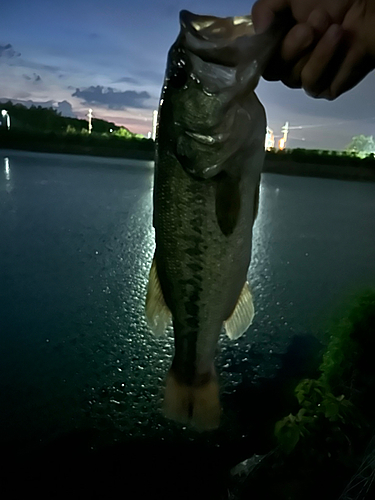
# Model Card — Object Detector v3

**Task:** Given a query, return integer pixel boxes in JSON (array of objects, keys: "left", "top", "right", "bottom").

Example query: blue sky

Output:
[{"left": 1, "top": 0, "right": 374, "bottom": 149}]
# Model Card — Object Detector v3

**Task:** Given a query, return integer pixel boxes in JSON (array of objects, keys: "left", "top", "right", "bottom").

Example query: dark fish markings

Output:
[{"left": 215, "top": 172, "right": 241, "bottom": 236}]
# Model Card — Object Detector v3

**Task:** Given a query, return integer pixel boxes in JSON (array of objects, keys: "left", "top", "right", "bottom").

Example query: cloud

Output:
[
  {"left": 72, "top": 85, "right": 151, "bottom": 110},
  {"left": 11, "top": 58, "right": 60, "bottom": 73},
  {"left": 24, "top": 61, "right": 60, "bottom": 73},
  {"left": 56, "top": 100, "right": 76, "bottom": 118},
  {"left": 136, "top": 68, "right": 164, "bottom": 84},
  {"left": 22, "top": 73, "right": 42, "bottom": 83},
  {"left": 14, "top": 92, "right": 31, "bottom": 99},
  {"left": 0, "top": 97, "right": 54, "bottom": 108},
  {"left": 115, "top": 76, "right": 139, "bottom": 85},
  {"left": 0, "top": 44, "right": 21, "bottom": 58}
]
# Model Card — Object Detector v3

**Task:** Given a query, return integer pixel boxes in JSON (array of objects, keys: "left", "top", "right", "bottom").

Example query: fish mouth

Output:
[
  {"left": 180, "top": 10, "right": 254, "bottom": 42},
  {"left": 185, "top": 130, "right": 230, "bottom": 145}
]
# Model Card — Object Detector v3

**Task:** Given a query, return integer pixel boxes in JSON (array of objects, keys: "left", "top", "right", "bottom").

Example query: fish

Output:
[{"left": 146, "top": 10, "right": 289, "bottom": 431}]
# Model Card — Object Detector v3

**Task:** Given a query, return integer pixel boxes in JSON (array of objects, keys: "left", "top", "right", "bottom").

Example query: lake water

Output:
[{"left": 1, "top": 149, "right": 375, "bottom": 496}]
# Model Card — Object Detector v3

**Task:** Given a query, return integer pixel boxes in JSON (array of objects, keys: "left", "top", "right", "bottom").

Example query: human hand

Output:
[{"left": 251, "top": 0, "right": 375, "bottom": 99}]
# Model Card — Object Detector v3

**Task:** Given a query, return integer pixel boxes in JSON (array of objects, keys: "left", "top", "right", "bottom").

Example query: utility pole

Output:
[{"left": 87, "top": 108, "right": 93, "bottom": 134}]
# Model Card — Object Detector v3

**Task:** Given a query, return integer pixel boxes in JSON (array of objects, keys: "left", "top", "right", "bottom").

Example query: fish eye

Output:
[{"left": 169, "top": 65, "right": 188, "bottom": 89}]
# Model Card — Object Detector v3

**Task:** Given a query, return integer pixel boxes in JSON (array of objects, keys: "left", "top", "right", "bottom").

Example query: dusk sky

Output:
[{"left": 1, "top": 0, "right": 375, "bottom": 149}]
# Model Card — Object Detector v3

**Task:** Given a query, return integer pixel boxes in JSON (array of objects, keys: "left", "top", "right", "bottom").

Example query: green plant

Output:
[
  {"left": 346, "top": 135, "right": 375, "bottom": 157},
  {"left": 275, "top": 290, "right": 375, "bottom": 455},
  {"left": 66, "top": 125, "right": 77, "bottom": 134},
  {"left": 114, "top": 127, "right": 133, "bottom": 138}
]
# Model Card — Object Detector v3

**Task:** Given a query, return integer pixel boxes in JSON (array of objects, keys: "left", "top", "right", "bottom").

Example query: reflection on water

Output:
[
  {"left": 1, "top": 150, "right": 375, "bottom": 457},
  {"left": 3, "top": 156, "right": 12, "bottom": 193},
  {"left": 4, "top": 157, "right": 10, "bottom": 181}
]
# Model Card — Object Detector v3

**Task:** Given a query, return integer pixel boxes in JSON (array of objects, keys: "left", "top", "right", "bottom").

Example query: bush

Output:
[{"left": 275, "top": 290, "right": 375, "bottom": 456}]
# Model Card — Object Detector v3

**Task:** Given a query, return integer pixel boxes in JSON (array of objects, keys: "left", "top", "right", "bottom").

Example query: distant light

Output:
[
  {"left": 1, "top": 110, "right": 10, "bottom": 130},
  {"left": 279, "top": 138, "right": 285, "bottom": 150},
  {"left": 109, "top": 128, "right": 113, "bottom": 133},
  {"left": 147, "top": 131, "right": 152, "bottom": 139},
  {"left": 265, "top": 126, "right": 274, "bottom": 150}
]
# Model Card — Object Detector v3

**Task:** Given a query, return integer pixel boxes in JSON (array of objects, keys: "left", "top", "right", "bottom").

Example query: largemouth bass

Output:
[{"left": 146, "top": 10, "right": 287, "bottom": 430}]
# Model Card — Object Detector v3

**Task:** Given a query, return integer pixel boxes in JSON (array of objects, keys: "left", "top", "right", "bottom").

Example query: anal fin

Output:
[
  {"left": 224, "top": 281, "right": 254, "bottom": 340},
  {"left": 145, "top": 256, "right": 171, "bottom": 336}
]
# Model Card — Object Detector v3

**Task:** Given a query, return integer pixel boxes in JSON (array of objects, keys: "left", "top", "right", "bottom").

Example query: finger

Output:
[
  {"left": 281, "top": 23, "right": 315, "bottom": 61},
  {"left": 328, "top": 44, "right": 374, "bottom": 99},
  {"left": 261, "top": 22, "right": 314, "bottom": 81},
  {"left": 251, "top": 0, "right": 290, "bottom": 33},
  {"left": 300, "top": 24, "right": 344, "bottom": 96},
  {"left": 281, "top": 54, "right": 310, "bottom": 88},
  {"left": 306, "top": 8, "right": 332, "bottom": 34},
  {"left": 279, "top": 14, "right": 332, "bottom": 89}
]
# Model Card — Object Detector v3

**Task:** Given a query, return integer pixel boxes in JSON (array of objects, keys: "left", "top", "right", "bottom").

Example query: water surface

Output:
[{"left": 1, "top": 149, "right": 374, "bottom": 461}]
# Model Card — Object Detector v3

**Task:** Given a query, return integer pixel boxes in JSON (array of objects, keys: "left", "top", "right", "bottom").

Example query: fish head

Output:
[{"left": 158, "top": 10, "right": 275, "bottom": 179}]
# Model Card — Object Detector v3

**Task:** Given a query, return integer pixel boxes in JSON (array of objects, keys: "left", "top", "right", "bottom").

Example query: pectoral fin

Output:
[
  {"left": 145, "top": 257, "right": 171, "bottom": 336},
  {"left": 224, "top": 281, "right": 254, "bottom": 339}
]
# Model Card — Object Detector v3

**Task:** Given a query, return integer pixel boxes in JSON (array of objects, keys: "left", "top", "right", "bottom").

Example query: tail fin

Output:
[{"left": 162, "top": 368, "right": 221, "bottom": 431}]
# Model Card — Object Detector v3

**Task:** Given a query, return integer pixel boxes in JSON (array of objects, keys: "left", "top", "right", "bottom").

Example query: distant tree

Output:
[
  {"left": 114, "top": 127, "right": 133, "bottom": 139},
  {"left": 66, "top": 125, "right": 77, "bottom": 134},
  {"left": 92, "top": 118, "right": 119, "bottom": 134},
  {"left": 1, "top": 102, "right": 131, "bottom": 136},
  {"left": 346, "top": 135, "right": 375, "bottom": 156}
]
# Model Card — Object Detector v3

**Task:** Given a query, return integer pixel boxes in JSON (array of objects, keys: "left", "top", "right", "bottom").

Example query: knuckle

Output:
[
  {"left": 307, "top": 8, "right": 331, "bottom": 33},
  {"left": 281, "top": 25, "right": 314, "bottom": 61}
]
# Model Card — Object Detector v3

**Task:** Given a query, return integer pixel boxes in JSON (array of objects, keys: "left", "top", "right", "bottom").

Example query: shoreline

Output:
[
  {"left": 1, "top": 145, "right": 375, "bottom": 182},
  {"left": 0, "top": 143, "right": 155, "bottom": 161},
  {"left": 263, "top": 158, "right": 375, "bottom": 182}
]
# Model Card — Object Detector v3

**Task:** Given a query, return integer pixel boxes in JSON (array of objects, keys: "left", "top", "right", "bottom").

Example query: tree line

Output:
[{"left": 0, "top": 101, "right": 135, "bottom": 137}]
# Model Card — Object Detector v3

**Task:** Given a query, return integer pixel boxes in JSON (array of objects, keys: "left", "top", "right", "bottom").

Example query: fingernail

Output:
[{"left": 307, "top": 9, "right": 330, "bottom": 34}]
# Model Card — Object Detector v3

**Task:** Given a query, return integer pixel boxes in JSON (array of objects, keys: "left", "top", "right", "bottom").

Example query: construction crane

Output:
[
  {"left": 279, "top": 121, "right": 289, "bottom": 150},
  {"left": 87, "top": 108, "right": 93, "bottom": 134}
]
